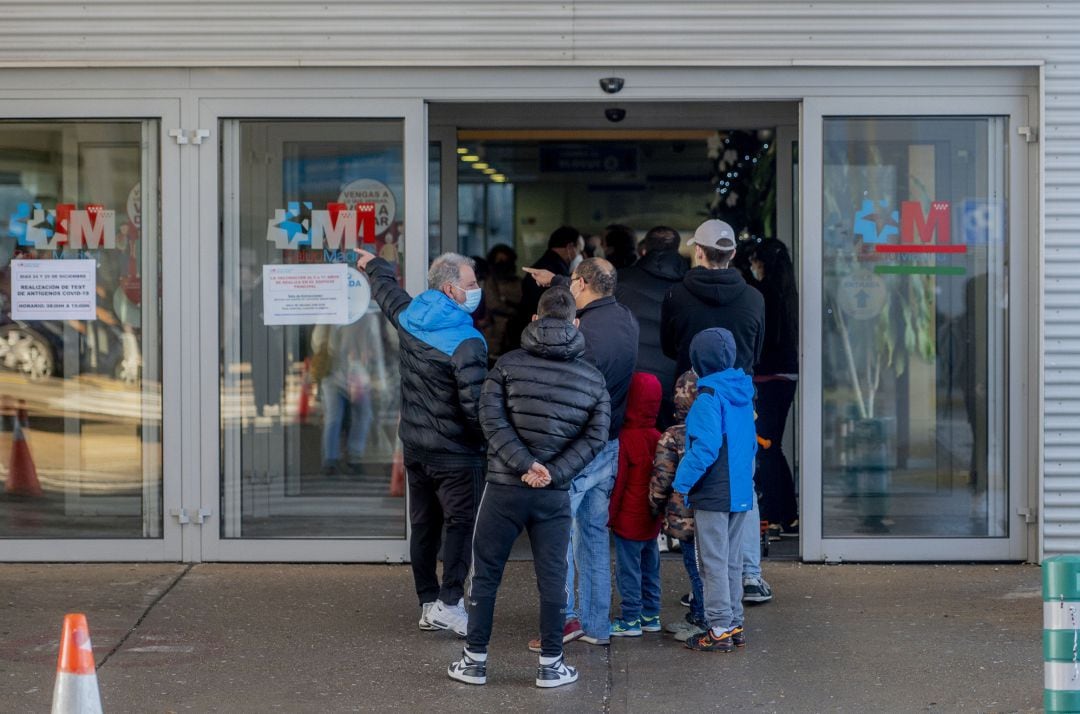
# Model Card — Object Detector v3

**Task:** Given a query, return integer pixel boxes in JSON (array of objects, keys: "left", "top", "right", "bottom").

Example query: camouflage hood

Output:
[{"left": 672, "top": 369, "right": 698, "bottom": 424}]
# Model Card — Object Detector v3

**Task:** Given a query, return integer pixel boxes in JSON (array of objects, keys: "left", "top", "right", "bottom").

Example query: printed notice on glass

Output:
[
  {"left": 11, "top": 259, "right": 97, "bottom": 321},
  {"left": 263, "top": 263, "right": 348, "bottom": 325}
]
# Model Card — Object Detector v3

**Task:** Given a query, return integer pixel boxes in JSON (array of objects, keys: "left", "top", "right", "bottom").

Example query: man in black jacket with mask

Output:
[
  {"left": 448, "top": 286, "right": 610, "bottom": 689},
  {"left": 615, "top": 225, "right": 688, "bottom": 430},
  {"left": 357, "top": 249, "right": 487, "bottom": 637}
]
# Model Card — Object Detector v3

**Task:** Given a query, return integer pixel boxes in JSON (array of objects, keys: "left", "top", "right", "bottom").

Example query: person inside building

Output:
[
  {"left": 660, "top": 219, "right": 773, "bottom": 605},
  {"left": 482, "top": 244, "right": 522, "bottom": 364},
  {"left": 448, "top": 286, "right": 610, "bottom": 689},
  {"left": 310, "top": 315, "right": 381, "bottom": 478},
  {"left": 614, "top": 225, "right": 689, "bottom": 430},
  {"left": 356, "top": 249, "right": 487, "bottom": 637},
  {"left": 603, "top": 223, "right": 638, "bottom": 270},
  {"left": 523, "top": 258, "right": 639, "bottom": 647},
  {"left": 505, "top": 226, "right": 580, "bottom": 352},
  {"left": 747, "top": 238, "right": 800, "bottom": 537}
]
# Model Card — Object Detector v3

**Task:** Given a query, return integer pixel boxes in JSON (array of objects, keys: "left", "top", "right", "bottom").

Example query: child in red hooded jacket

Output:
[{"left": 608, "top": 372, "right": 664, "bottom": 637}]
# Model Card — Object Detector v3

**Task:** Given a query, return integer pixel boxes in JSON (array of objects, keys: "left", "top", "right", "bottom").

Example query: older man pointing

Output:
[{"left": 358, "top": 249, "right": 488, "bottom": 637}]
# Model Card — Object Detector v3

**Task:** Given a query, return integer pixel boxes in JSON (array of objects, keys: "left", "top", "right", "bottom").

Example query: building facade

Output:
[{"left": 0, "top": 2, "right": 1075, "bottom": 563}]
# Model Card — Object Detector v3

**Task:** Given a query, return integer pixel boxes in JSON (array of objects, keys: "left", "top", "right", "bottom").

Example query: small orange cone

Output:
[
  {"left": 50, "top": 613, "right": 103, "bottom": 714},
  {"left": 297, "top": 358, "right": 312, "bottom": 424},
  {"left": 389, "top": 448, "right": 405, "bottom": 497},
  {"left": 5, "top": 408, "right": 42, "bottom": 498}
]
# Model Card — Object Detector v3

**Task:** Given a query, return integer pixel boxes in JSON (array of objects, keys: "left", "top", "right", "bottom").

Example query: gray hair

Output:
[{"left": 428, "top": 252, "right": 475, "bottom": 290}]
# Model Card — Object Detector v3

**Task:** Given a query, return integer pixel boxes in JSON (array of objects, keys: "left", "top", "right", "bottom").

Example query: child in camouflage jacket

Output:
[{"left": 648, "top": 370, "right": 706, "bottom": 640}]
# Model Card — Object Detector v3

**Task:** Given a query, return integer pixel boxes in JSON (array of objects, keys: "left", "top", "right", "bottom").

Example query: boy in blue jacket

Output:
[{"left": 673, "top": 327, "right": 757, "bottom": 652}]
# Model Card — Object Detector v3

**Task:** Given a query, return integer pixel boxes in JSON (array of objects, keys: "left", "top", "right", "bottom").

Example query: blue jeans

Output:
[
  {"left": 565, "top": 438, "right": 619, "bottom": 639},
  {"left": 613, "top": 534, "right": 661, "bottom": 623},
  {"left": 740, "top": 490, "right": 762, "bottom": 580},
  {"left": 680, "top": 537, "right": 706, "bottom": 624},
  {"left": 321, "top": 380, "right": 373, "bottom": 465}
]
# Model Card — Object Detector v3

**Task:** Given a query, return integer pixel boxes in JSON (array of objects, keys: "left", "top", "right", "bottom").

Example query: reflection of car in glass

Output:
[
  {"left": 0, "top": 322, "right": 54, "bottom": 379},
  {"left": 0, "top": 300, "right": 141, "bottom": 383}
]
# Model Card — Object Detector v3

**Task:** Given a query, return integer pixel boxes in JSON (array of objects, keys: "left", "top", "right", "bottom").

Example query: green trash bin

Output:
[{"left": 1045, "top": 555, "right": 1080, "bottom": 712}]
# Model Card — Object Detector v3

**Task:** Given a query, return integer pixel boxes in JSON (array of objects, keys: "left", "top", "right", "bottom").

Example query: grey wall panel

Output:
[
  {"left": 0, "top": 1, "right": 1075, "bottom": 66},
  {"left": 1044, "top": 59, "right": 1080, "bottom": 554}
]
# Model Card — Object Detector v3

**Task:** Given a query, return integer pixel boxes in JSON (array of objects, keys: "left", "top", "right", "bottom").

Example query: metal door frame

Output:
[
  {"left": 800, "top": 94, "right": 1033, "bottom": 561},
  {"left": 196, "top": 97, "right": 425, "bottom": 562},
  {"left": 0, "top": 98, "right": 183, "bottom": 561}
]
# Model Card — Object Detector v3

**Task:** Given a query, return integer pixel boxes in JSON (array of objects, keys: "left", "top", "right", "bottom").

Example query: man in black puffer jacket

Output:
[
  {"left": 615, "top": 226, "right": 688, "bottom": 430},
  {"left": 358, "top": 249, "right": 487, "bottom": 637},
  {"left": 448, "top": 287, "right": 609, "bottom": 689}
]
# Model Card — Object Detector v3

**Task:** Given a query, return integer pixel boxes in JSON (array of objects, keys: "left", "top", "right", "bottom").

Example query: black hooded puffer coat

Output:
[{"left": 480, "top": 318, "right": 611, "bottom": 489}]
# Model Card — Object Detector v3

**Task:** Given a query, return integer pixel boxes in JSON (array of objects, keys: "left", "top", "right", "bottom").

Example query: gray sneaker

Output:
[
  {"left": 669, "top": 614, "right": 707, "bottom": 642},
  {"left": 742, "top": 577, "right": 773, "bottom": 604}
]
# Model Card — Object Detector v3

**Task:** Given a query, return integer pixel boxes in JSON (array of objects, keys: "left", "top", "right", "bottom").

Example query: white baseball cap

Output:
[{"left": 688, "top": 219, "right": 737, "bottom": 250}]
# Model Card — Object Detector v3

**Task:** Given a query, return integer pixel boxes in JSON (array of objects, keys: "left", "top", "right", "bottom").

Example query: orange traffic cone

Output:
[
  {"left": 389, "top": 448, "right": 405, "bottom": 497},
  {"left": 297, "top": 358, "right": 312, "bottom": 424},
  {"left": 50, "top": 613, "right": 103, "bottom": 714},
  {"left": 5, "top": 409, "right": 42, "bottom": 498}
]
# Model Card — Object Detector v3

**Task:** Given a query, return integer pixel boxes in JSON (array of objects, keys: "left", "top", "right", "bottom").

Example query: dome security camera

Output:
[
  {"left": 599, "top": 77, "right": 625, "bottom": 94},
  {"left": 605, "top": 108, "right": 627, "bottom": 123}
]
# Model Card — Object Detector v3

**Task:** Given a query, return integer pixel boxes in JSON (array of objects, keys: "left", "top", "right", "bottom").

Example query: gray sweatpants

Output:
[{"left": 695, "top": 509, "right": 749, "bottom": 631}]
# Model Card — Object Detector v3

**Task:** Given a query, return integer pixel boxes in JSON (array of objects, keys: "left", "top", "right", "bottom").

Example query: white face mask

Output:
[
  {"left": 451, "top": 284, "right": 483, "bottom": 313},
  {"left": 569, "top": 253, "right": 584, "bottom": 272},
  {"left": 751, "top": 266, "right": 764, "bottom": 282}
]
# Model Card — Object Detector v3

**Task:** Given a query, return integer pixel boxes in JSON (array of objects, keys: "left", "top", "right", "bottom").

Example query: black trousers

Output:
[
  {"left": 466, "top": 483, "right": 571, "bottom": 658},
  {"left": 406, "top": 460, "right": 483, "bottom": 606},
  {"left": 754, "top": 379, "right": 799, "bottom": 525}
]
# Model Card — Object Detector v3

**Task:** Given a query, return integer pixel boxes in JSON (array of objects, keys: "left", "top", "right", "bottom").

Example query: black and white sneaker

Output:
[
  {"left": 535, "top": 655, "right": 578, "bottom": 688},
  {"left": 447, "top": 649, "right": 487, "bottom": 685}
]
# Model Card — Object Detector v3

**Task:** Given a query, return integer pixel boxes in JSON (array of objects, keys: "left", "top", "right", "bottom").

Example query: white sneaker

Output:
[
  {"left": 536, "top": 656, "right": 578, "bottom": 688},
  {"left": 428, "top": 598, "right": 468, "bottom": 637},
  {"left": 419, "top": 602, "right": 439, "bottom": 631}
]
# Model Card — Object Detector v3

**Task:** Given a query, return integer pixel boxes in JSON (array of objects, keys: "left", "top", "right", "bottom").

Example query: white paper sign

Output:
[
  {"left": 11, "top": 259, "right": 97, "bottom": 321},
  {"left": 263, "top": 263, "right": 348, "bottom": 325}
]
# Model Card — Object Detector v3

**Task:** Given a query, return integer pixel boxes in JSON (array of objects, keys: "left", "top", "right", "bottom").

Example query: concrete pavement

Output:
[{"left": 0, "top": 559, "right": 1041, "bottom": 712}]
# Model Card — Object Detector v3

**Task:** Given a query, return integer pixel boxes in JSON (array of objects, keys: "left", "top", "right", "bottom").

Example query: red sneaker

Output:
[{"left": 528, "top": 618, "right": 584, "bottom": 652}]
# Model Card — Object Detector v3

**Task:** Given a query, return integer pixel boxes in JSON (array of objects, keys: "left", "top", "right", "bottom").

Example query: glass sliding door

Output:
[
  {"left": 0, "top": 100, "right": 181, "bottom": 560},
  {"left": 199, "top": 99, "right": 424, "bottom": 561},
  {"left": 802, "top": 97, "right": 1030, "bottom": 561}
]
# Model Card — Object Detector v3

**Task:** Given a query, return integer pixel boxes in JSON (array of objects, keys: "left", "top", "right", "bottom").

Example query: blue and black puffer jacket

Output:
[
  {"left": 672, "top": 328, "right": 757, "bottom": 512},
  {"left": 365, "top": 257, "right": 488, "bottom": 468}
]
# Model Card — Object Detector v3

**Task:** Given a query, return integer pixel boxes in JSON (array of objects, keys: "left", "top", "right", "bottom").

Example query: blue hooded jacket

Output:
[
  {"left": 364, "top": 257, "right": 488, "bottom": 467},
  {"left": 672, "top": 328, "right": 757, "bottom": 512}
]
